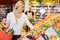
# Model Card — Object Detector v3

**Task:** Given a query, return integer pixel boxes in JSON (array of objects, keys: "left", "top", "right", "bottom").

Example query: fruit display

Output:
[
  {"left": 50, "top": 34, "right": 57, "bottom": 40},
  {"left": 53, "top": 18, "right": 60, "bottom": 37},
  {"left": 43, "top": 13, "right": 56, "bottom": 26},
  {"left": 34, "top": 13, "right": 60, "bottom": 31},
  {"left": 28, "top": 13, "right": 60, "bottom": 39},
  {"left": 0, "top": 23, "right": 6, "bottom": 32},
  {"left": 53, "top": 18, "right": 60, "bottom": 31},
  {"left": 20, "top": 13, "right": 60, "bottom": 40},
  {"left": 34, "top": 20, "right": 43, "bottom": 31},
  {"left": 39, "top": 24, "right": 48, "bottom": 31},
  {"left": 20, "top": 28, "right": 26, "bottom": 36}
]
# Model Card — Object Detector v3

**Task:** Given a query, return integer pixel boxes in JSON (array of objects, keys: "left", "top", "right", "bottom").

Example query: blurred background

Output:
[{"left": 0, "top": 0, "right": 60, "bottom": 22}]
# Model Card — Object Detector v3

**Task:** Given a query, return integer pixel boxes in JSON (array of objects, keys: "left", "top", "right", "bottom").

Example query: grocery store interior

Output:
[{"left": 0, "top": 0, "right": 60, "bottom": 40}]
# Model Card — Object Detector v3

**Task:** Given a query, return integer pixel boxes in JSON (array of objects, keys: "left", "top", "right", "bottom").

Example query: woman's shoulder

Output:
[
  {"left": 7, "top": 12, "right": 14, "bottom": 16},
  {"left": 22, "top": 13, "right": 27, "bottom": 16}
]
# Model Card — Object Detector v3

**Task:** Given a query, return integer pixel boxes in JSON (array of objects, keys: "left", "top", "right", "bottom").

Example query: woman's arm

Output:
[{"left": 24, "top": 14, "right": 34, "bottom": 30}]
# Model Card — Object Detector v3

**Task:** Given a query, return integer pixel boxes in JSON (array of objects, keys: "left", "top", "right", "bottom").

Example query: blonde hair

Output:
[{"left": 13, "top": 0, "right": 25, "bottom": 12}]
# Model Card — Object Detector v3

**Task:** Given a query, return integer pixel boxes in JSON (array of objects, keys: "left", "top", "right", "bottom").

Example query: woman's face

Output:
[{"left": 16, "top": 4, "right": 25, "bottom": 13}]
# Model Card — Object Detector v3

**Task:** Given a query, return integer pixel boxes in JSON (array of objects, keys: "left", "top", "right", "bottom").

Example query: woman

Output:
[{"left": 6, "top": 1, "right": 35, "bottom": 40}]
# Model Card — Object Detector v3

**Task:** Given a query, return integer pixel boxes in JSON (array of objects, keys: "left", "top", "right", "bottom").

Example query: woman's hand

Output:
[
  {"left": 33, "top": 29, "right": 38, "bottom": 32},
  {"left": 33, "top": 28, "right": 45, "bottom": 35},
  {"left": 33, "top": 29, "right": 45, "bottom": 36}
]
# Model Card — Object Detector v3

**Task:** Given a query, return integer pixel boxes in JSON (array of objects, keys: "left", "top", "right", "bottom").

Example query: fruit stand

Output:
[
  {"left": 0, "top": 0, "right": 60, "bottom": 40},
  {"left": 20, "top": 13, "right": 60, "bottom": 40}
]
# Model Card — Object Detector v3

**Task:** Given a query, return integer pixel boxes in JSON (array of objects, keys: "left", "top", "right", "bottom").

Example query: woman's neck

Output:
[{"left": 14, "top": 11, "right": 22, "bottom": 18}]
